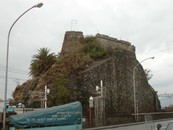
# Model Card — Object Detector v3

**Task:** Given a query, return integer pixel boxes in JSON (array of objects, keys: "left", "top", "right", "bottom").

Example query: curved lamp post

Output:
[
  {"left": 3, "top": 3, "right": 43, "bottom": 129},
  {"left": 133, "top": 56, "right": 154, "bottom": 122}
]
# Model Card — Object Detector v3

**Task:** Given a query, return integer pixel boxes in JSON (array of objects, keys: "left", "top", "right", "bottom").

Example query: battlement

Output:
[
  {"left": 61, "top": 31, "right": 84, "bottom": 53},
  {"left": 65, "top": 31, "right": 84, "bottom": 38},
  {"left": 96, "top": 33, "right": 135, "bottom": 52},
  {"left": 61, "top": 31, "right": 135, "bottom": 53}
]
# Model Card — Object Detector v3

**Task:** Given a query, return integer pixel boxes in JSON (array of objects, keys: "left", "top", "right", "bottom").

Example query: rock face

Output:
[{"left": 62, "top": 31, "right": 160, "bottom": 126}]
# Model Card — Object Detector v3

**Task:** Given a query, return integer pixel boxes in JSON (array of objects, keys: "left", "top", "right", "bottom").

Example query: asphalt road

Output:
[
  {"left": 104, "top": 120, "right": 169, "bottom": 130},
  {"left": 85, "top": 119, "right": 173, "bottom": 130}
]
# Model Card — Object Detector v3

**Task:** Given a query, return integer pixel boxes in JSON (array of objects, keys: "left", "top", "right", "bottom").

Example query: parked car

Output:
[{"left": 16, "top": 103, "right": 25, "bottom": 108}]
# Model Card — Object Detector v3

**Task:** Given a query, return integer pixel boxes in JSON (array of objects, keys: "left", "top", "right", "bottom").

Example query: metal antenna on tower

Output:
[{"left": 71, "top": 20, "right": 78, "bottom": 31}]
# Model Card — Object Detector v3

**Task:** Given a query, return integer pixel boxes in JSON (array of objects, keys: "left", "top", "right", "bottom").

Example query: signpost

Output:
[{"left": 89, "top": 96, "right": 93, "bottom": 128}]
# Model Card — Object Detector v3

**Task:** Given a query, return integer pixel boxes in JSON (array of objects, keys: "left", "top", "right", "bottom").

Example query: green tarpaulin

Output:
[{"left": 9, "top": 101, "right": 82, "bottom": 127}]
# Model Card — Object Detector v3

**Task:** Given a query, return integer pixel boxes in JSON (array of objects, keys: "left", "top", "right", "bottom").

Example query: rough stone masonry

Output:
[{"left": 62, "top": 31, "right": 160, "bottom": 126}]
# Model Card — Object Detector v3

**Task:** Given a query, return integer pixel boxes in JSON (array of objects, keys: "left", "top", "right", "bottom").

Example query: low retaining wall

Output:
[{"left": 83, "top": 112, "right": 173, "bottom": 128}]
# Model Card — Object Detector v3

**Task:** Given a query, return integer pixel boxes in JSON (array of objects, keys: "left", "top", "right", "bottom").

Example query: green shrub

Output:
[{"left": 83, "top": 36, "right": 107, "bottom": 59}]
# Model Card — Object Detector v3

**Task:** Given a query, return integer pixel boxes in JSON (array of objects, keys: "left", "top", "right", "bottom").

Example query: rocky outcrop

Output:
[
  {"left": 12, "top": 31, "right": 160, "bottom": 127},
  {"left": 62, "top": 31, "right": 160, "bottom": 126}
]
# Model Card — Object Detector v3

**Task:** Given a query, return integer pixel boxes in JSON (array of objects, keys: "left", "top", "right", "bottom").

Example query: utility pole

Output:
[{"left": 44, "top": 86, "right": 50, "bottom": 109}]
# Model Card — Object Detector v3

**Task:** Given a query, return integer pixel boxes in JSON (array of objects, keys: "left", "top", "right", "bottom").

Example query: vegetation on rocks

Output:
[{"left": 13, "top": 36, "right": 108, "bottom": 107}]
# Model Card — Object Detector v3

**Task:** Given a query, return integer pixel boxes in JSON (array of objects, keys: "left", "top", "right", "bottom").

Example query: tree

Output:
[
  {"left": 29, "top": 48, "right": 57, "bottom": 77},
  {"left": 145, "top": 69, "right": 153, "bottom": 81}
]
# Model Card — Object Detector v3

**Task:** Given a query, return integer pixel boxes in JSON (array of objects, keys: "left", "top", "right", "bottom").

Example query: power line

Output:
[
  {"left": 0, "top": 83, "right": 17, "bottom": 86},
  {"left": 0, "top": 67, "right": 28, "bottom": 75},
  {"left": 0, "top": 89, "right": 14, "bottom": 92},
  {"left": 0, "top": 64, "right": 28, "bottom": 74},
  {"left": 0, "top": 68, "right": 28, "bottom": 75},
  {"left": 0, "top": 76, "right": 27, "bottom": 81},
  {"left": 0, "top": 87, "right": 15, "bottom": 93}
]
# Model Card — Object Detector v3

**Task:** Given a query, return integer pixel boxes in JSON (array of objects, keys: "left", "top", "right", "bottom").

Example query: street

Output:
[{"left": 85, "top": 119, "right": 173, "bottom": 130}]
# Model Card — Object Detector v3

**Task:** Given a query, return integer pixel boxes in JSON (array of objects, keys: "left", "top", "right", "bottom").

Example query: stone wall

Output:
[
  {"left": 61, "top": 31, "right": 84, "bottom": 53},
  {"left": 96, "top": 33, "right": 135, "bottom": 52},
  {"left": 62, "top": 31, "right": 135, "bottom": 53},
  {"left": 61, "top": 31, "right": 160, "bottom": 126},
  {"left": 80, "top": 50, "right": 160, "bottom": 126}
]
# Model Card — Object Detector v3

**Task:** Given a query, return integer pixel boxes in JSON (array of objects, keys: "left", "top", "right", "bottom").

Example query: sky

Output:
[{"left": 0, "top": 0, "right": 173, "bottom": 107}]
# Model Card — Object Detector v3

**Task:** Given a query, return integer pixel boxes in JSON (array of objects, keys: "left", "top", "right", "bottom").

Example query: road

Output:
[{"left": 85, "top": 119, "right": 173, "bottom": 130}]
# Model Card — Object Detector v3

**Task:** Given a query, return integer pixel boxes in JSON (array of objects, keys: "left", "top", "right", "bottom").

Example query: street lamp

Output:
[
  {"left": 133, "top": 56, "right": 154, "bottom": 122},
  {"left": 3, "top": 3, "right": 43, "bottom": 130}
]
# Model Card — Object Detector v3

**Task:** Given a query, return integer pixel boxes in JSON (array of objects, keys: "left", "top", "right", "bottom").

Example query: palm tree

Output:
[{"left": 29, "top": 48, "right": 57, "bottom": 77}]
